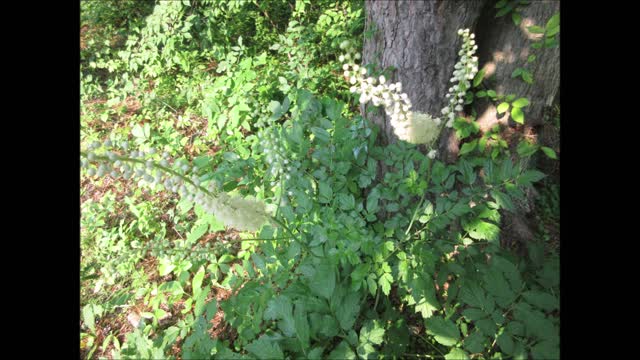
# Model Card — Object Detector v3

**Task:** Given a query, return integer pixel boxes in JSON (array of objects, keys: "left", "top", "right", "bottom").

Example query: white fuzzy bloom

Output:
[
  {"left": 379, "top": 75, "right": 386, "bottom": 84},
  {"left": 339, "top": 55, "right": 345, "bottom": 62},
  {"left": 455, "top": 105, "right": 463, "bottom": 111},
  {"left": 428, "top": 150, "right": 437, "bottom": 159},
  {"left": 343, "top": 64, "right": 349, "bottom": 71},
  {"left": 392, "top": 112, "right": 442, "bottom": 145}
]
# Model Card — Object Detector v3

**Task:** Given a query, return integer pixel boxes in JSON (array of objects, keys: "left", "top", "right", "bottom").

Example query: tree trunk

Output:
[{"left": 362, "top": 0, "right": 560, "bottom": 248}]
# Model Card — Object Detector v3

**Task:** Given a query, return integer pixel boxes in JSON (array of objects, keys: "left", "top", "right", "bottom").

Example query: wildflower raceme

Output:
[
  {"left": 339, "top": 29, "right": 479, "bottom": 156},
  {"left": 81, "top": 140, "right": 270, "bottom": 232}
]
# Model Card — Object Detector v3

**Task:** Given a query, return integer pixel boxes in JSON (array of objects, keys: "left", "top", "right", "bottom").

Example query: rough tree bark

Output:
[{"left": 362, "top": 0, "right": 560, "bottom": 248}]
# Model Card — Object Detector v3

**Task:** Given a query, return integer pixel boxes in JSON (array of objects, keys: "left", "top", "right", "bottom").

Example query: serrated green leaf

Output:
[
  {"left": 319, "top": 181, "right": 332, "bottom": 204},
  {"left": 512, "top": 98, "right": 530, "bottom": 108},
  {"left": 192, "top": 267, "right": 205, "bottom": 297},
  {"left": 459, "top": 140, "right": 477, "bottom": 156},
  {"left": 309, "top": 264, "right": 335, "bottom": 299},
  {"left": 294, "top": 302, "right": 310, "bottom": 349},
  {"left": 527, "top": 54, "right": 537, "bottom": 63},
  {"left": 464, "top": 220, "right": 500, "bottom": 242},
  {"left": 517, "top": 170, "right": 546, "bottom": 186},
  {"left": 187, "top": 224, "right": 209, "bottom": 244},
  {"left": 522, "top": 291, "right": 558, "bottom": 311},
  {"left": 497, "top": 102, "right": 509, "bottom": 114},
  {"left": 311, "top": 126, "right": 330, "bottom": 144},
  {"left": 445, "top": 347, "right": 469, "bottom": 360},
  {"left": 475, "top": 318, "right": 497, "bottom": 337},
  {"left": 463, "top": 331, "right": 486, "bottom": 353},
  {"left": 491, "top": 190, "right": 514, "bottom": 211},
  {"left": 462, "top": 308, "right": 488, "bottom": 321},
  {"left": 379, "top": 272, "right": 393, "bottom": 296},
  {"left": 328, "top": 340, "right": 356, "bottom": 359},
  {"left": 360, "top": 320, "right": 385, "bottom": 345},
  {"left": 336, "top": 291, "right": 360, "bottom": 331},
  {"left": 497, "top": 331, "right": 515, "bottom": 355},
  {"left": 308, "top": 347, "right": 325, "bottom": 359},
  {"left": 367, "top": 274, "right": 378, "bottom": 296},
  {"left": 531, "top": 339, "right": 559, "bottom": 360},
  {"left": 511, "top": 107, "right": 524, "bottom": 124},
  {"left": 246, "top": 336, "right": 284, "bottom": 360},
  {"left": 426, "top": 316, "right": 460, "bottom": 346}
]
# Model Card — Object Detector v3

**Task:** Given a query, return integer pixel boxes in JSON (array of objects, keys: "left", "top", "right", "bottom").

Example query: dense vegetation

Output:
[{"left": 80, "top": 1, "right": 559, "bottom": 359}]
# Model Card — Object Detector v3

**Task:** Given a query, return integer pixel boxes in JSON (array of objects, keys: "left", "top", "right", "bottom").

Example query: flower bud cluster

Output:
[
  {"left": 441, "top": 29, "right": 479, "bottom": 127},
  {"left": 81, "top": 140, "right": 269, "bottom": 231}
]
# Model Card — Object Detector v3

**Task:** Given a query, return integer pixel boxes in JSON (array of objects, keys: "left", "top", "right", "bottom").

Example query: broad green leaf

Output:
[
  {"left": 473, "top": 69, "right": 486, "bottom": 88},
  {"left": 491, "top": 190, "right": 514, "bottom": 211},
  {"left": 517, "top": 170, "right": 546, "bottom": 186},
  {"left": 251, "top": 253, "right": 266, "bottom": 272},
  {"left": 307, "top": 347, "right": 325, "bottom": 359},
  {"left": 425, "top": 316, "right": 460, "bottom": 346},
  {"left": 522, "top": 291, "right": 558, "bottom": 311},
  {"left": 464, "top": 220, "right": 500, "bottom": 242},
  {"left": 516, "top": 140, "right": 538, "bottom": 157},
  {"left": 497, "top": 331, "right": 515, "bottom": 355},
  {"left": 360, "top": 320, "right": 385, "bottom": 345},
  {"left": 487, "top": 90, "right": 497, "bottom": 98},
  {"left": 527, "top": 54, "right": 537, "bottom": 63},
  {"left": 309, "top": 264, "right": 335, "bottom": 299},
  {"left": 546, "top": 25, "right": 560, "bottom": 37},
  {"left": 462, "top": 308, "right": 488, "bottom": 321},
  {"left": 459, "top": 140, "right": 477, "bottom": 156},
  {"left": 512, "top": 98, "right": 530, "bottom": 108},
  {"left": 319, "top": 181, "right": 333, "bottom": 204},
  {"left": 445, "top": 347, "right": 469, "bottom": 360},
  {"left": 531, "top": 339, "right": 559, "bottom": 360},
  {"left": 495, "top": 0, "right": 508, "bottom": 8},
  {"left": 311, "top": 127, "right": 330, "bottom": 144},
  {"left": 192, "top": 267, "right": 205, "bottom": 297},
  {"left": 512, "top": 12, "right": 522, "bottom": 26},
  {"left": 475, "top": 318, "right": 497, "bottom": 337},
  {"left": 366, "top": 274, "right": 378, "bottom": 296},
  {"left": 246, "top": 336, "right": 284, "bottom": 360},
  {"left": 511, "top": 107, "right": 524, "bottom": 124},
  {"left": 82, "top": 304, "right": 96, "bottom": 333},
  {"left": 336, "top": 291, "right": 360, "bottom": 331},
  {"left": 541, "top": 146, "right": 558, "bottom": 159},
  {"left": 463, "top": 331, "right": 486, "bottom": 353},
  {"left": 497, "top": 102, "right": 509, "bottom": 114},
  {"left": 187, "top": 224, "right": 208, "bottom": 245},
  {"left": 379, "top": 273, "right": 393, "bottom": 296},
  {"left": 527, "top": 25, "right": 545, "bottom": 34},
  {"left": 294, "top": 302, "right": 310, "bottom": 349},
  {"left": 546, "top": 13, "right": 560, "bottom": 31},
  {"left": 328, "top": 340, "right": 356, "bottom": 359}
]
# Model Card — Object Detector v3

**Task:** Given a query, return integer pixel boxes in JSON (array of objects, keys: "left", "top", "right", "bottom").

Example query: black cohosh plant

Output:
[{"left": 82, "top": 17, "right": 558, "bottom": 358}]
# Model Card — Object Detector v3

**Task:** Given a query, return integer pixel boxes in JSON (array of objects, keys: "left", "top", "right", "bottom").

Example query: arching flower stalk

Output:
[
  {"left": 338, "top": 29, "right": 479, "bottom": 159},
  {"left": 81, "top": 140, "right": 271, "bottom": 232}
]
